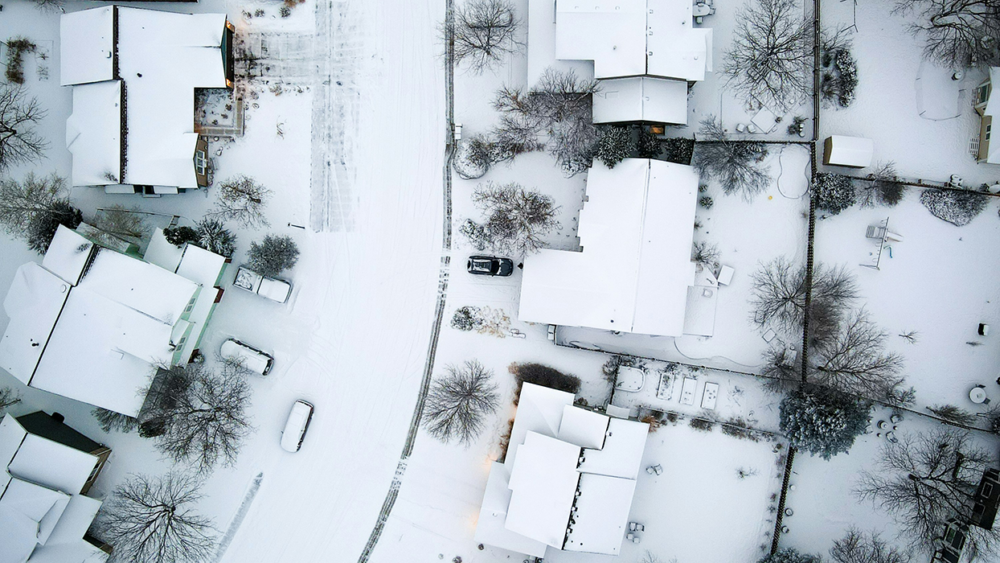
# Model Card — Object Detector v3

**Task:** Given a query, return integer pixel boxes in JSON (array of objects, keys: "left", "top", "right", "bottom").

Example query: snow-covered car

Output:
[
  {"left": 221, "top": 338, "right": 274, "bottom": 375},
  {"left": 280, "top": 400, "right": 314, "bottom": 453},
  {"left": 233, "top": 266, "right": 292, "bottom": 303},
  {"left": 467, "top": 255, "right": 514, "bottom": 276}
]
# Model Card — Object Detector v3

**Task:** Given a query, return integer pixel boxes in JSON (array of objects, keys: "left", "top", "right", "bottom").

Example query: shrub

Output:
[
  {"left": 510, "top": 362, "right": 581, "bottom": 396},
  {"left": 637, "top": 128, "right": 662, "bottom": 158},
  {"left": 691, "top": 241, "right": 720, "bottom": 271},
  {"left": 163, "top": 226, "right": 200, "bottom": 248},
  {"left": 5, "top": 37, "right": 36, "bottom": 85},
  {"left": 699, "top": 196, "right": 714, "bottom": 209},
  {"left": 448, "top": 305, "right": 510, "bottom": 337},
  {"left": 595, "top": 125, "right": 635, "bottom": 169},
  {"left": 780, "top": 385, "right": 872, "bottom": 460},
  {"left": 459, "top": 218, "right": 491, "bottom": 251},
  {"left": 601, "top": 354, "right": 641, "bottom": 384},
  {"left": 247, "top": 234, "right": 299, "bottom": 276},
  {"left": 920, "top": 187, "right": 989, "bottom": 226},
  {"left": 813, "top": 173, "right": 856, "bottom": 214},
  {"left": 689, "top": 417, "right": 716, "bottom": 432},
  {"left": 758, "top": 547, "right": 822, "bottom": 563},
  {"left": 662, "top": 137, "right": 695, "bottom": 165}
]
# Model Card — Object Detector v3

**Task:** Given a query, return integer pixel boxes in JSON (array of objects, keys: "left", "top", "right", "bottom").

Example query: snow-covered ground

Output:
[
  {"left": 814, "top": 190, "right": 1000, "bottom": 414},
  {"left": 819, "top": 0, "right": 1000, "bottom": 186}
]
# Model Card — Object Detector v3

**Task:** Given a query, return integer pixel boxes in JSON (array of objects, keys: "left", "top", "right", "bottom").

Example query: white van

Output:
[
  {"left": 280, "top": 400, "right": 314, "bottom": 453},
  {"left": 221, "top": 339, "right": 274, "bottom": 375}
]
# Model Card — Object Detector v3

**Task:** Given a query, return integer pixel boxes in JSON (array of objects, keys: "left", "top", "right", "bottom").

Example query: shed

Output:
[
  {"left": 824, "top": 135, "right": 874, "bottom": 168},
  {"left": 971, "top": 468, "right": 1000, "bottom": 530}
]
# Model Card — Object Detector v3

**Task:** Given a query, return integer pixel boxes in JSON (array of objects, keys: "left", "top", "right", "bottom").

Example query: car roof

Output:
[
  {"left": 259, "top": 277, "right": 291, "bottom": 302},
  {"left": 280, "top": 401, "right": 312, "bottom": 452},
  {"left": 221, "top": 339, "right": 271, "bottom": 374}
]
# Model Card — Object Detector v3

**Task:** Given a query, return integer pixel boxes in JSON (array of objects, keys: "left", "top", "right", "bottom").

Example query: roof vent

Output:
[{"left": 50, "top": 412, "right": 65, "bottom": 424}]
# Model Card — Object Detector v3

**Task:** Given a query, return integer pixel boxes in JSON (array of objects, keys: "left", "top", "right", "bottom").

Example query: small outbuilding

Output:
[
  {"left": 823, "top": 135, "right": 874, "bottom": 168},
  {"left": 970, "top": 468, "right": 1000, "bottom": 530}
]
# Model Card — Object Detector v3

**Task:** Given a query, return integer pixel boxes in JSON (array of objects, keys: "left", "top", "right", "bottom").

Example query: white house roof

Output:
[
  {"left": 530, "top": 0, "right": 712, "bottom": 84},
  {"left": 59, "top": 7, "right": 114, "bottom": 86},
  {"left": 0, "top": 263, "right": 70, "bottom": 384},
  {"left": 519, "top": 159, "right": 698, "bottom": 336},
  {"left": 505, "top": 432, "right": 582, "bottom": 548},
  {"left": 505, "top": 383, "right": 575, "bottom": 468},
  {"left": 985, "top": 67, "right": 1000, "bottom": 117},
  {"left": 473, "top": 462, "right": 549, "bottom": 558},
  {"left": 41, "top": 227, "right": 94, "bottom": 286},
  {"left": 577, "top": 418, "right": 650, "bottom": 479},
  {"left": 143, "top": 228, "right": 186, "bottom": 272},
  {"left": 60, "top": 6, "right": 228, "bottom": 189},
  {"left": 564, "top": 474, "right": 638, "bottom": 554},
  {"left": 558, "top": 405, "right": 608, "bottom": 449},
  {"left": 66, "top": 82, "right": 122, "bottom": 187},
  {"left": 592, "top": 76, "right": 689, "bottom": 125},
  {"left": 176, "top": 243, "right": 226, "bottom": 288},
  {"left": 825, "top": 135, "right": 874, "bottom": 168},
  {"left": 8, "top": 435, "right": 99, "bottom": 496}
]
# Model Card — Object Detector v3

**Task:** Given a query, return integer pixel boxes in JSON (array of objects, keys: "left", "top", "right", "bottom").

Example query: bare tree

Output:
[
  {"left": 493, "top": 69, "right": 599, "bottom": 175},
  {"left": 209, "top": 175, "right": 271, "bottom": 229},
  {"left": 812, "top": 308, "right": 905, "bottom": 398},
  {"left": 93, "top": 407, "right": 139, "bottom": 434},
  {"left": 0, "top": 84, "right": 46, "bottom": 171},
  {"left": 749, "top": 257, "right": 859, "bottom": 336},
  {"left": 423, "top": 360, "right": 500, "bottom": 446},
  {"left": 857, "top": 429, "right": 1000, "bottom": 559},
  {"left": 143, "top": 363, "right": 253, "bottom": 474},
  {"left": 93, "top": 472, "right": 215, "bottom": 563},
  {"left": 894, "top": 0, "right": 1000, "bottom": 67},
  {"left": 830, "top": 528, "right": 910, "bottom": 563},
  {"left": 857, "top": 161, "right": 903, "bottom": 208},
  {"left": 0, "top": 172, "right": 66, "bottom": 235},
  {"left": 94, "top": 205, "right": 150, "bottom": 241},
  {"left": 724, "top": 0, "right": 813, "bottom": 109},
  {"left": 0, "top": 386, "right": 20, "bottom": 415},
  {"left": 692, "top": 241, "right": 721, "bottom": 271},
  {"left": 466, "top": 181, "right": 560, "bottom": 256},
  {"left": 694, "top": 117, "right": 770, "bottom": 201},
  {"left": 449, "top": 0, "right": 523, "bottom": 73},
  {"left": 926, "top": 404, "right": 978, "bottom": 426}
]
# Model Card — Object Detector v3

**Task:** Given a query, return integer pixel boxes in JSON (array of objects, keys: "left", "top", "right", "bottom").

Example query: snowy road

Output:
[{"left": 218, "top": 0, "right": 446, "bottom": 560}]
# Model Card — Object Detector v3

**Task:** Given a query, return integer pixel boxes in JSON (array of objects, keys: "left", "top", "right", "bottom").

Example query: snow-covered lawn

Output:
[
  {"left": 814, "top": 190, "right": 1000, "bottom": 413},
  {"left": 819, "top": 0, "right": 998, "bottom": 185}
]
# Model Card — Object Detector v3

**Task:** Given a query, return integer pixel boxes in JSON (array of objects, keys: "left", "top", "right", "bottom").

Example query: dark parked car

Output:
[{"left": 467, "top": 255, "right": 514, "bottom": 276}]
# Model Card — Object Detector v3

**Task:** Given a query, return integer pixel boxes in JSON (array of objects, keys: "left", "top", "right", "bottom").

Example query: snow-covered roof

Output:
[
  {"left": 59, "top": 7, "right": 114, "bottom": 86},
  {"left": 526, "top": 0, "right": 595, "bottom": 85},
  {"left": 564, "top": 474, "right": 637, "bottom": 554},
  {"left": 985, "top": 67, "right": 1000, "bottom": 117},
  {"left": 176, "top": 244, "right": 226, "bottom": 288},
  {"left": 478, "top": 384, "right": 649, "bottom": 557},
  {"left": 143, "top": 228, "right": 186, "bottom": 272},
  {"left": 66, "top": 82, "right": 122, "bottom": 187},
  {"left": 0, "top": 415, "right": 106, "bottom": 563},
  {"left": 505, "top": 432, "right": 582, "bottom": 548},
  {"left": 0, "top": 263, "right": 70, "bottom": 384},
  {"left": 41, "top": 227, "right": 95, "bottom": 286},
  {"left": 825, "top": 135, "right": 874, "bottom": 168},
  {"left": 519, "top": 159, "right": 698, "bottom": 336},
  {"left": 558, "top": 405, "right": 608, "bottom": 449},
  {"left": 529, "top": 0, "right": 712, "bottom": 84},
  {"left": 592, "top": 76, "right": 689, "bottom": 125},
  {"left": 79, "top": 248, "right": 198, "bottom": 325},
  {"left": 505, "top": 383, "right": 575, "bottom": 469},
  {"left": 60, "top": 6, "right": 229, "bottom": 189}
]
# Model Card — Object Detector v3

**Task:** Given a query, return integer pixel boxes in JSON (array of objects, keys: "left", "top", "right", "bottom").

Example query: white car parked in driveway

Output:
[
  {"left": 221, "top": 339, "right": 274, "bottom": 375},
  {"left": 281, "top": 400, "right": 314, "bottom": 453},
  {"left": 233, "top": 266, "right": 292, "bottom": 303}
]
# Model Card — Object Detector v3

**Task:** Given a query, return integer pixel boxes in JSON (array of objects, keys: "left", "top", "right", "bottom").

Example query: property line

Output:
[{"left": 355, "top": 1, "right": 455, "bottom": 560}]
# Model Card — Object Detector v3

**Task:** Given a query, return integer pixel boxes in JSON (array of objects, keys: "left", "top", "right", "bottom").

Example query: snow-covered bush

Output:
[
  {"left": 247, "top": 234, "right": 299, "bottom": 276},
  {"left": 920, "top": 187, "right": 989, "bottom": 226},
  {"left": 163, "top": 226, "right": 200, "bottom": 248},
  {"left": 601, "top": 354, "right": 642, "bottom": 384},
  {"left": 857, "top": 161, "right": 903, "bottom": 208},
  {"left": 699, "top": 196, "right": 714, "bottom": 209},
  {"left": 453, "top": 134, "right": 494, "bottom": 180},
  {"left": 779, "top": 385, "right": 872, "bottom": 460},
  {"left": 812, "top": 173, "right": 856, "bottom": 214},
  {"left": 758, "top": 548, "right": 822, "bottom": 563},
  {"left": 423, "top": 360, "right": 500, "bottom": 445},
  {"left": 689, "top": 417, "right": 716, "bottom": 432},
  {"left": 636, "top": 128, "right": 662, "bottom": 158},
  {"left": 5, "top": 37, "right": 36, "bottom": 85},
  {"left": 595, "top": 125, "right": 635, "bottom": 169},
  {"left": 820, "top": 29, "right": 858, "bottom": 108},
  {"left": 195, "top": 218, "right": 237, "bottom": 257},
  {"left": 691, "top": 241, "right": 720, "bottom": 271},
  {"left": 694, "top": 116, "right": 770, "bottom": 201},
  {"left": 459, "top": 218, "right": 492, "bottom": 251},
  {"left": 449, "top": 305, "right": 511, "bottom": 337},
  {"left": 510, "top": 362, "right": 581, "bottom": 396},
  {"left": 662, "top": 137, "right": 695, "bottom": 165}
]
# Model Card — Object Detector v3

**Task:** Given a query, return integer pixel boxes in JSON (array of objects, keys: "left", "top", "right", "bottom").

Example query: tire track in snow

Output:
[
  {"left": 356, "top": 0, "right": 455, "bottom": 559},
  {"left": 214, "top": 472, "right": 264, "bottom": 562}
]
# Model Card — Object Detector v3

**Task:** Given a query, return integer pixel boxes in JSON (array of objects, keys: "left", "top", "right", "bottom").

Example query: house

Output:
[
  {"left": 0, "top": 226, "right": 227, "bottom": 417},
  {"left": 474, "top": 383, "right": 649, "bottom": 557},
  {"left": 0, "top": 412, "right": 110, "bottom": 563},
  {"left": 519, "top": 158, "right": 703, "bottom": 337},
  {"left": 931, "top": 519, "right": 968, "bottom": 563},
  {"left": 974, "top": 67, "right": 999, "bottom": 165},
  {"left": 60, "top": 6, "right": 235, "bottom": 195},
  {"left": 969, "top": 468, "right": 1000, "bottom": 530},
  {"left": 527, "top": 0, "right": 713, "bottom": 125}
]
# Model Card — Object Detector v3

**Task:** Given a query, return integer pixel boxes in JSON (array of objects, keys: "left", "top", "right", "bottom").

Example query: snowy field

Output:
[
  {"left": 819, "top": 0, "right": 1000, "bottom": 186},
  {"left": 814, "top": 190, "right": 1000, "bottom": 414}
]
